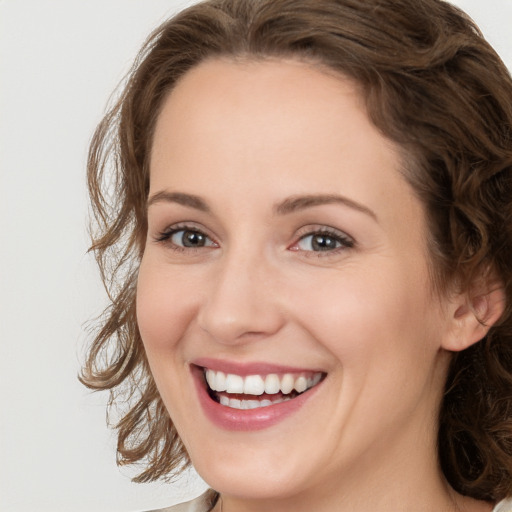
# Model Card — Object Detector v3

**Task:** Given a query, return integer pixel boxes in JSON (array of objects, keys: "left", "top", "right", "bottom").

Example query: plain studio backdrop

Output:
[{"left": 1, "top": 1, "right": 511, "bottom": 511}]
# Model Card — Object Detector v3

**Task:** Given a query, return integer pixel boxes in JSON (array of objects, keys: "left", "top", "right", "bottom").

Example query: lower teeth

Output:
[{"left": 218, "top": 395, "right": 293, "bottom": 409}]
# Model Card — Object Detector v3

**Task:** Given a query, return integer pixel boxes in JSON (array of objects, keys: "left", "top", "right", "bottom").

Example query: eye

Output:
[
  {"left": 297, "top": 233, "right": 340, "bottom": 251},
  {"left": 171, "top": 229, "right": 213, "bottom": 248},
  {"left": 155, "top": 225, "right": 218, "bottom": 250},
  {"left": 290, "top": 228, "right": 354, "bottom": 254}
]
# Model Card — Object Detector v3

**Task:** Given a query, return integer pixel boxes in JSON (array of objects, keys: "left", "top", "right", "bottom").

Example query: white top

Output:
[
  {"left": 148, "top": 493, "right": 512, "bottom": 512},
  {"left": 495, "top": 498, "right": 512, "bottom": 512},
  {"left": 145, "top": 492, "right": 213, "bottom": 512}
]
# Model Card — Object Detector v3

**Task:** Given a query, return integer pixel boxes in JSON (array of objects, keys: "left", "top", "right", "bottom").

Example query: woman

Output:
[{"left": 82, "top": 0, "right": 512, "bottom": 510}]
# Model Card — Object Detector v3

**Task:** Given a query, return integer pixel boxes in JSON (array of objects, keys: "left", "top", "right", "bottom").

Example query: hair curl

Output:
[{"left": 81, "top": 0, "right": 512, "bottom": 500}]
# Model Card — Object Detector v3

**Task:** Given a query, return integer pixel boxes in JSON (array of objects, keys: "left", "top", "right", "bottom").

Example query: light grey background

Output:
[{"left": 1, "top": 1, "right": 511, "bottom": 511}]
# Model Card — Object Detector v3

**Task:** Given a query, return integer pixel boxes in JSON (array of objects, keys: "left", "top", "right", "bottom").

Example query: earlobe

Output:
[{"left": 442, "top": 283, "right": 506, "bottom": 352}]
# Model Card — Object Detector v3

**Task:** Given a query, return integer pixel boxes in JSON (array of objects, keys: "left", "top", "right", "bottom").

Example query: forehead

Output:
[
  {"left": 153, "top": 58, "right": 367, "bottom": 147},
  {"left": 150, "top": 58, "right": 419, "bottom": 229},
  {"left": 152, "top": 59, "right": 396, "bottom": 173}
]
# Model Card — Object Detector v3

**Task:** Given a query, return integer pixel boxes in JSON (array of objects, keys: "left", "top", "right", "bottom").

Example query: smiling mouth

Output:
[{"left": 203, "top": 368, "right": 325, "bottom": 410}]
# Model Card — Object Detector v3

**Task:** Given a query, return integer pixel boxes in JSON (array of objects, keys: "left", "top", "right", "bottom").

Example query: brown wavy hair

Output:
[{"left": 81, "top": 0, "right": 512, "bottom": 500}]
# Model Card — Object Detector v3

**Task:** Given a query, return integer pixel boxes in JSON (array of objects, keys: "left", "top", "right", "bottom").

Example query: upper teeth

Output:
[{"left": 205, "top": 369, "right": 322, "bottom": 395}]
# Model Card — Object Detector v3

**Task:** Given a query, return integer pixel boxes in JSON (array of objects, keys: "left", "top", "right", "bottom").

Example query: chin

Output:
[{"left": 193, "top": 454, "right": 307, "bottom": 501}]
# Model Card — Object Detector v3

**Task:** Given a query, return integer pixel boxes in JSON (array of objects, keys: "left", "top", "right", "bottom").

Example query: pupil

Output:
[
  {"left": 312, "top": 234, "right": 336, "bottom": 251},
  {"left": 183, "top": 231, "right": 205, "bottom": 247}
]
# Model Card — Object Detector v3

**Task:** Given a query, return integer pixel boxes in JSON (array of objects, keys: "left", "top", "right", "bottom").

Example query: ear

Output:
[{"left": 441, "top": 278, "right": 506, "bottom": 352}]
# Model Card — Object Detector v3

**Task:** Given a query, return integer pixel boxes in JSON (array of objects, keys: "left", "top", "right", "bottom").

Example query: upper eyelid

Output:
[
  {"left": 156, "top": 221, "right": 211, "bottom": 236},
  {"left": 294, "top": 225, "right": 355, "bottom": 242},
  {"left": 153, "top": 222, "right": 216, "bottom": 244}
]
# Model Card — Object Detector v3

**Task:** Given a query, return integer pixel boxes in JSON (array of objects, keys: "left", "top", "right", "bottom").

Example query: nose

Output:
[{"left": 197, "top": 250, "right": 285, "bottom": 345}]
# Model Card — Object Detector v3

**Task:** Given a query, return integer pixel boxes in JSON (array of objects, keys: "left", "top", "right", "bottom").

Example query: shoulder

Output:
[
  {"left": 494, "top": 498, "right": 512, "bottom": 512},
  {"left": 144, "top": 491, "right": 214, "bottom": 512}
]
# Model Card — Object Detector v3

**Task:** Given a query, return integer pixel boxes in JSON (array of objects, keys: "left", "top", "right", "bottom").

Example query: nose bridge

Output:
[{"left": 197, "top": 242, "right": 283, "bottom": 344}]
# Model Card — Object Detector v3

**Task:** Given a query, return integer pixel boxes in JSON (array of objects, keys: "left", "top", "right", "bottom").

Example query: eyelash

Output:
[
  {"left": 154, "top": 224, "right": 218, "bottom": 252},
  {"left": 290, "top": 227, "right": 355, "bottom": 256},
  {"left": 154, "top": 224, "right": 355, "bottom": 256}
]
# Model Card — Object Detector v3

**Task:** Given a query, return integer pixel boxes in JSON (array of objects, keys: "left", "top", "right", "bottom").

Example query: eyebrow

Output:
[
  {"left": 147, "top": 191, "right": 210, "bottom": 212},
  {"left": 147, "top": 190, "right": 377, "bottom": 221},
  {"left": 274, "top": 194, "right": 378, "bottom": 221}
]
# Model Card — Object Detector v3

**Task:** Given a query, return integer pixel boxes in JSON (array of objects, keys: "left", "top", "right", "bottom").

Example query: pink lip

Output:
[
  {"left": 192, "top": 357, "right": 321, "bottom": 376},
  {"left": 190, "top": 363, "right": 324, "bottom": 431}
]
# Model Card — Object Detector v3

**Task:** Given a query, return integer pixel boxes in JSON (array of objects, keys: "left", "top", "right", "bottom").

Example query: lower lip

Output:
[{"left": 191, "top": 366, "right": 323, "bottom": 431}]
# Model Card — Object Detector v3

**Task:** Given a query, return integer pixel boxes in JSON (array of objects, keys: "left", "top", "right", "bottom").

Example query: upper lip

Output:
[{"left": 192, "top": 357, "right": 324, "bottom": 376}]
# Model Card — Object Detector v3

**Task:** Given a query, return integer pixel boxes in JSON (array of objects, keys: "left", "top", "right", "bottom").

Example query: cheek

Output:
[
  {"left": 136, "top": 257, "right": 199, "bottom": 355},
  {"left": 135, "top": 258, "right": 201, "bottom": 422},
  {"left": 299, "top": 262, "right": 444, "bottom": 430},
  {"left": 292, "top": 259, "right": 437, "bottom": 366}
]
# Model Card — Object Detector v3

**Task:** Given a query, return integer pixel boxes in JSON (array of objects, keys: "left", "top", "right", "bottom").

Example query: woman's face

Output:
[{"left": 137, "top": 59, "right": 454, "bottom": 503}]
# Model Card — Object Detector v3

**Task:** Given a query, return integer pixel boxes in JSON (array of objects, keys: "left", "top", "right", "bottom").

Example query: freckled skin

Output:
[{"left": 136, "top": 59, "right": 493, "bottom": 512}]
